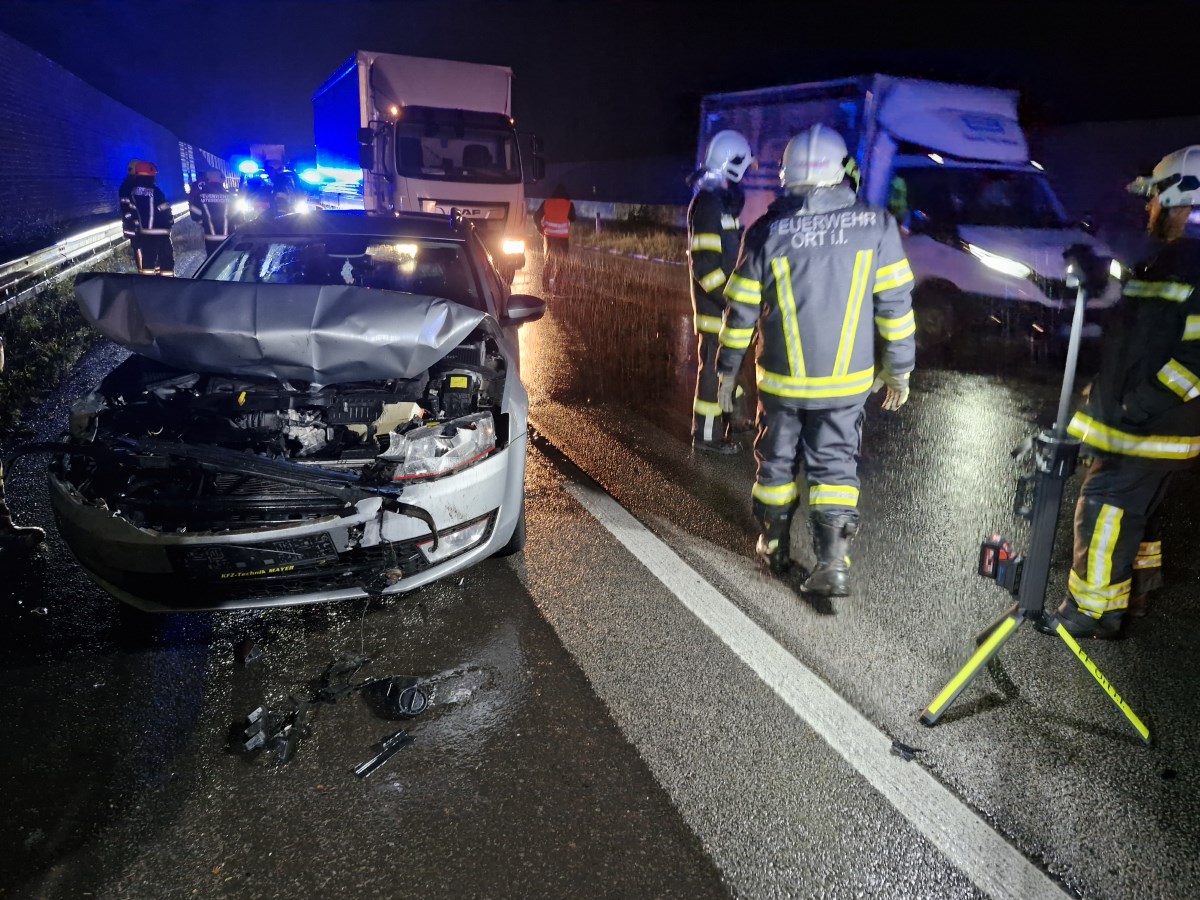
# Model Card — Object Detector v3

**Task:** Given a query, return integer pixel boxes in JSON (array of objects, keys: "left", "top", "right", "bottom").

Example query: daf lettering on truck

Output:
[
  {"left": 313, "top": 51, "right": 544, "bottom": 284},
  {"left": 699, "top": 75, "right": 1123, "bottom": 347}
]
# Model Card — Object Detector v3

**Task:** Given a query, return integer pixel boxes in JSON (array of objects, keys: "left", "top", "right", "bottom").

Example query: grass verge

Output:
[{"left": 573, "top": 223, "right": 686, "bottom": 263}]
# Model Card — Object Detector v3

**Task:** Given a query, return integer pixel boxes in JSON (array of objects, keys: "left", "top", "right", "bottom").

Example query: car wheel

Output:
[
  {"left": 492, "top": 499, "right": 527, "bottom": 557},
  {"left": 913, "top": 282, "right": 958, "bottom": 353}
]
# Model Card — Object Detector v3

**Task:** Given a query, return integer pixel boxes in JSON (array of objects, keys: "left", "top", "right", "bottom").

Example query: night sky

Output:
[{"left": 3, "top": 1, "right": 1197, "bottom": 166}]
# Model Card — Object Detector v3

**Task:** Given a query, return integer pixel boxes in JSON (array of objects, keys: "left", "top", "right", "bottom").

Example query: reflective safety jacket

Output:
[
  {"left": 128, "top": 176, "right": 173, "bottom": 236},
  {"left": 535, "top": 197, "right": 575, "bottom": 239},
  {"left": 1068, "top": 238, "right": 1200, "bottom": 465},
  {"left": 687, "top": 185, "right": 743, "bottom": 335},
  {"left": 189, "top": 180, "right": 233, "bottom": 241},
  {"left": 717, "top": 185, "right": 915, "bottom": 409}
]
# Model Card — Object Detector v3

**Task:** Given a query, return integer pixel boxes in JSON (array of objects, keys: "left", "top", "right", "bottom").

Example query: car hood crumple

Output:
[{"left": 75, "top": 273, "right": 489, "bottom": 387}]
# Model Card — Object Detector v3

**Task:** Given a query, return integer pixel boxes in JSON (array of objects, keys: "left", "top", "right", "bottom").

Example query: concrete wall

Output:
[{"left": 0, "top": 30, "right": 224, "bottom": 254}]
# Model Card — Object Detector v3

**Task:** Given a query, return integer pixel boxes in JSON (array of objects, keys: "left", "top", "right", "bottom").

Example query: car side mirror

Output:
[{"left": 502, "top": 293, "right": 546, "bottom": 326}]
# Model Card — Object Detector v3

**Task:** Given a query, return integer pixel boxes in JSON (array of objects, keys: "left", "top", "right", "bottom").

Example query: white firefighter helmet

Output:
[
  {"left": 781, "top": 125, "right": 850, "bottom": 189},
  {"left": 1127, "top": 145, "right": 1200, "bottom": 207},
  {"left": 703, "top": 130, "right": 754, "bottom": 183}
]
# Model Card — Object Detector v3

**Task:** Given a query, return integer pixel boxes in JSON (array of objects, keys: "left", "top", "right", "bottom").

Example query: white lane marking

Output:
[{"left": 566, "top": 479, "right": 1066, "bottom": 900}]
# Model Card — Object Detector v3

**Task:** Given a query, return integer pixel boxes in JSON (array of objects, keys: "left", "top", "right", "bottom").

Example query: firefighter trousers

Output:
[
  {"left": 752, "top": 400, "right": 864, "bottom": 521},
  {"left": 1069, "top": 456, "right": 1172, "bottom": 620},
  {"left": 693, "top": 330, "right": 729, "bottom": 443},
  {"left": 133, "top": 234, "right": 175, "bottom": 275}
]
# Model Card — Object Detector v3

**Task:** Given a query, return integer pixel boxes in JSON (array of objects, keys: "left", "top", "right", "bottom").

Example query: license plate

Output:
[{"left": 172, "top": 533, "right": 339, "bottom": 580}]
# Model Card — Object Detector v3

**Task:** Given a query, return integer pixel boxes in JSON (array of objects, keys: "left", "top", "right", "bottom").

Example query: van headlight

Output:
[
  {"left": 502, "top": 239, "right": 525, "bottom": 255},
  {"left": 965, "top": 243, "right": 1032, "bottom": 279},
  {"left": 384, "top": 412, "right": 496, "bottom": 481}
]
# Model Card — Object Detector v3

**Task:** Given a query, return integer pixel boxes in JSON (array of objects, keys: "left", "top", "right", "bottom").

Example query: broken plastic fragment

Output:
[
  {"left": 354, "top": 729, "right": 412, "bottom": 778},
  {"left": 234, "top": 639, "right": 262, "bottom": 666},
  {"left": 890, "top": 739, "right": 921, "bottom": 762}
]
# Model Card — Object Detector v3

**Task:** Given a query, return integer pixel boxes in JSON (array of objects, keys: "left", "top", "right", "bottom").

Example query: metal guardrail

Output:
[{"left": 0, "top": 201, "right": 190, "bottom": 314}]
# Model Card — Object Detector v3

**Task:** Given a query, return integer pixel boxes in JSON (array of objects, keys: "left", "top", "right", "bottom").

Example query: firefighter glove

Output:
[
  {"left": 871, "top": 370, "right": 910, "bottom": 411},
  {"left": 717, "top": 373, "right": 738, "bottom": 414}
]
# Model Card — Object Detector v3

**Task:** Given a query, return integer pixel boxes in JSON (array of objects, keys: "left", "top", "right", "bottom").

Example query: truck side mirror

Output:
[
  {"left": 530, "top": 156, "right": 546, "bottom": 183},
  {"left": 358, "top": 146, "right": 374, "bottom": 170},
  {"left": 357, "top": 127, "right": 374, "bottom": 146},
  {"left": 531, "top": 134, "right": 544, "bottom": 155}
]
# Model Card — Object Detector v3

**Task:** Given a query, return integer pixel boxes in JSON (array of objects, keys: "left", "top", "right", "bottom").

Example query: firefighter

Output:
[
  {"left": 0, "top": 335, "right": 46, "bottom": 550},
  {"left": 1045, "top": 145, "right": 1200, "bottom": 638},
  {"left": 689, "top": 130, "right": 754, "bottom": 454},
  {"left": 716, "top": 125, "right": 915, "bottom": 595},
  {"left": 128, "top": 161, "right": 174, "bottom": 276},
  {"left": 189, "top": 168, "right": 233, "bottom": 257},
  {"left": 118, "top": 159, "right": 142, "bottom": 265},
  {"left": 533, "top": 184, "right": 576, "bottom": 292}
]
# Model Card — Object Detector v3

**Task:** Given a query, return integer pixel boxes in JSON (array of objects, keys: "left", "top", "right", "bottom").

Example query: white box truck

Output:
[
  {"left": 699, "top": 75, "right": 1122, "bottom": 345},
  {"left": 313, "top": 50, "right": 543, "bottom": 283}
]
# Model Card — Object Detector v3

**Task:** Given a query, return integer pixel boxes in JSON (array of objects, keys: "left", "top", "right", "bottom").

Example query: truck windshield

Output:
[
  {"left": 394, "top": 109, "right": 521, "bottom": 185},
  {"left": 894, "top": 167, "right": 1070, "bottom": 229}
]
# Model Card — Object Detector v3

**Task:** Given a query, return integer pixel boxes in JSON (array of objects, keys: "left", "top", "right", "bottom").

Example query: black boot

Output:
[
  {"left": 1036, "top": 596, "right": 1124, "bottom": 640},
  {"left": 802, "top": 512, "right": 858, "bottom": 597},
  {"left": 754, "top": 505, "right": 793, "bottom": 575}
]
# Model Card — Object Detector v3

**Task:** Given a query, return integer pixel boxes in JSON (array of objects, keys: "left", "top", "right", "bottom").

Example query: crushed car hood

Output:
[{"left": 75, "top": 272, "right": 488, "bottom": 387}]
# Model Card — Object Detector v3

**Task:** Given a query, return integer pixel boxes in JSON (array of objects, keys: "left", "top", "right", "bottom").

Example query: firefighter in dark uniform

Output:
[
  {"left": 128, "top": 161, "right": 174, "bottom": 276},
  {"left": 689, "top": 130, "right": 754, "bottom": 454},
  {"left": 716, "top": 125, "right": 915, "bottom": 596},
  {"left": 119, "top": 158, "right": 142, "bottom": 265},
  {"left": 189, "top": 168, "right": 233, "bottom": 257},
  {"left": 0, "top": 335, "right": 45, "bottom": 550},
  {"left": 1047, "top": 145, "right": 1200, "bottom": 638}
]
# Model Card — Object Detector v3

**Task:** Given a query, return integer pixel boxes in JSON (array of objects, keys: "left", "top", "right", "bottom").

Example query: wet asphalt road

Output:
[{"left": 2, "top": 239, "right": 1198, "bottom": 898}]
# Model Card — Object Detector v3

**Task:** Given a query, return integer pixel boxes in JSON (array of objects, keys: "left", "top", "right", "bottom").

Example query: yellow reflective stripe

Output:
[
  {"left": 771, "top": 257, "right": 806, "bottom": 378},
  {"left": 1138, "top": 540, "right": 1161, "bottom": 555},
  {"left": 1133, "top": 553, "right": 1162, "bottom": 570},
  {"left": 873, "top": 258, "right": 914, "bottom": 293},
  {"left": 1125, "top": 280, "right": 1194, "bottom": 302},
  {"left": 1185, "top": 315, "right": 1200, "bottom": 341},
  {"left": 693, "top": 398, "right": 723, "bottom": 417},
  {"left": 720, "top": 326, "right": 755, "bottom": 350},
  {"left": 695, "top": 314, "right": 723, "bottom": 334},
  {"left": 690, "top": 233, "right": 723, "bottom": 252},
  {"left": 1069, "top": 570, "right": 1131, "bottom": 615},
  {"left": 757, "top": 365, "right": 876, "bottom": 399},
  {"left": 725, "top": 273, "right": 762, "bottom": 306},
  {"left": 699, "top": 268, "right": 727, "bottom": 292},
  {"left": 834, "top": 250, "right": 872, "bottom": 377},
  {"left": 1156, "top": 358, "right": 1200, "bottom": 400},
  {"left": 1066, "top": 412, "right": 1200, "bottom": 460},
  {"left": 752, "top": 481, "right": 799, "bottom": 506},
  {"left": 809, "top": 484, "right": 860, "bottom": 507},
  {"left": 874, "top": 309, "right": 916, "bottom": 341},
  {"left": 1088, "top": 504, "right": 1123, "bottom": 589}
]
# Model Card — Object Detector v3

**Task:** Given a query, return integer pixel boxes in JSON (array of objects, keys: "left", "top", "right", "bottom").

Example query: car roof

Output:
[{"left": 234, "top": 209, "right": 471, "bottom": 241}]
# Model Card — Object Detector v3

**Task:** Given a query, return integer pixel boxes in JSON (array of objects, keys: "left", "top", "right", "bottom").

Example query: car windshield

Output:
[
  {"left": 895, "top": 166, "right": 1070, "bottom": 229},
  {"left": 198, "top": 237, "right": 483, "bottom": 310}
]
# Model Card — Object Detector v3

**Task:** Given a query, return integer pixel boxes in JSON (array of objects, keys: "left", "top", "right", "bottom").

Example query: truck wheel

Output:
[
  {"left": 492, "top": 499, "right": 526, "bottom": 557},
  {"left": 913, "top": 282, "right": 959, "bottom": 352}
]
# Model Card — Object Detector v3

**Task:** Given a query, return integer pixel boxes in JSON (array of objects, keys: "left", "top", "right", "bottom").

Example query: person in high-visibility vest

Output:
[
  {"left": 1043, "top": 145, "right": 1200, "bottom": 639},
  {"left": 534, "top": 184, "right": 576, "bottom": 291}
]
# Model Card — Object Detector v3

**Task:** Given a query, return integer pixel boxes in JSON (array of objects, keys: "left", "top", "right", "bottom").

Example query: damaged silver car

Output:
[{"left": 45, "top": 211, "right": 544, "bottom": 611}]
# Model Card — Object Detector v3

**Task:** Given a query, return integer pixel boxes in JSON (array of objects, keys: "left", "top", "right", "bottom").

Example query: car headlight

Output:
[
  {"left": 235, "top": 198, "right": 252, "bottom": 214},
  {"left": 293, "top": 199, "right": 312, "bottom": 214},
  {"left": 965, "top": 243, "right": 1032, "bottom": 279},
  {"left": 502, "top": 239, "right": 525, "bottom": 255},
  {"left": 1109, "top": 259, "right": 1124, "bottom": 280},
  {"left": 417, "top": 515, "right": 492, "bottom": 564},
  {"left": 385, "top": 412, "right": 496, "bottom": 481}
]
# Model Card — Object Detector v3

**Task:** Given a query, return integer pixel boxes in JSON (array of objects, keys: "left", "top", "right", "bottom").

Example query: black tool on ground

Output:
[
  {"left": 919, "top": 246, "right": 1151, "bottom": 743},
  {"left": 354, "top": 729, "right": 413, "bottom": 778}
]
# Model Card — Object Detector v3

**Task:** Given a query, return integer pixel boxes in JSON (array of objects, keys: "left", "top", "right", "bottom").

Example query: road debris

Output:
[
  {"left": 890, "top": 739, "right": 922, "bottom": 762},
  {"left": 354, "top": 729, "right": 413, "bottom": 778}
]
